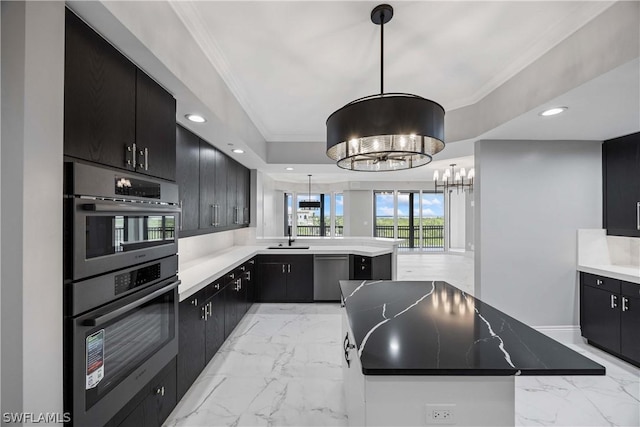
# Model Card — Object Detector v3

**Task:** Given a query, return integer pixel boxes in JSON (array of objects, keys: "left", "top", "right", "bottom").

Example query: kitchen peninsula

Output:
[{"left": 340, "top": 280, "right": 605, "bottom": 426}]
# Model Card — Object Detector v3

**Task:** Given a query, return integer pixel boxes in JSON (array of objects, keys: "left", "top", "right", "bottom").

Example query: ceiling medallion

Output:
[{"left": 326, "top": 4, "right": 446, "bottom": 172}]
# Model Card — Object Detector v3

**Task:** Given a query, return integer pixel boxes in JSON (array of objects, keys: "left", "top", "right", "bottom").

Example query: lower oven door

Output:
[{"left": 70, "top": 278, "right": 178, "bottom": 427}]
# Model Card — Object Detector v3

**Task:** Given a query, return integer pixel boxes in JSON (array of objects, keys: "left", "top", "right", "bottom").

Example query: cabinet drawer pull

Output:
[
  {"left": 282, "top": 264, "right": 285, "bottom": 274},
  {"left": 191, "top": 298, "right": 198, "bottom": 306},
  {"left": 288, "top": 264, "right": 291, "bottom": 273},
  {"left": 637, "top": 202, "right": 639, "bottom": 231},
  {"left": 214, "top": 283, "right": 220, "bottom": 290},
  {"left": 596, "top": 279, "right": 603, "bottom": 286},
  {"left": 155, "top": 386, "right": 165, "bottom": 396},
  {"left": 611, "top": 294, "right": 618, "bottom": 309},
  {"left": 622, "top": 297, "right": 629, "bottom": 312}
]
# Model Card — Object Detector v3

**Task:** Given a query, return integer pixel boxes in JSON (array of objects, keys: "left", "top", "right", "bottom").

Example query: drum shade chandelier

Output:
[{"left": 326, "top": 4, "right": 446, "bottom": 172}]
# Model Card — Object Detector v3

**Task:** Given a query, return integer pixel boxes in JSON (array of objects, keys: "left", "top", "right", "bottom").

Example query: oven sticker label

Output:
[{"left": 86, "top": 329, "right": 105, "bottom": 390}]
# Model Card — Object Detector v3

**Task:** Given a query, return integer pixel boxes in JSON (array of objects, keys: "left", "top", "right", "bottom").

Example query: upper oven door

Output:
[{"left": 72, "top": 198, "right": 180, "bottom": 280}]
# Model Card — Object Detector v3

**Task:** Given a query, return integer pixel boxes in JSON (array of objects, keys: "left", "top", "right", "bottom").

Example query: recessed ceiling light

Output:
[
  {"left": 540, "top": 107, "right": 568, "bottom": 117},
  {"left": 232, "top": 148, "right": 244, "bottom": 154},
  {"left": 285, "top": 167, "right": 294, "bottom": 171},
  {"left": 185, "top": 114, "right": 206, "bottom": 123}
]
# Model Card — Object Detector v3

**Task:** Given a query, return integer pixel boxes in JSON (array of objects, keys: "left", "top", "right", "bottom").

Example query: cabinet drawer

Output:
[
  {"left": 581, "top": 272, "right": 620, "bottom": 293},
  {"left": 621, "top": 281, "right": 640, "bottom": 298}
]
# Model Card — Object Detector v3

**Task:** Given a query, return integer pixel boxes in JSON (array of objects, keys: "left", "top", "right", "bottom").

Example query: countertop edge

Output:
[
  {"left": 577, "top": 264, "right": 640, "bottom": 284},
  {"left": 179, "top": 245, "right": 394, "bottom": 301}
]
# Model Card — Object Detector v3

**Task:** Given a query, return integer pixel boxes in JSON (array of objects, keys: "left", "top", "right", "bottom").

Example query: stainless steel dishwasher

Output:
[{"left": 313, "top": 254, "right": 350, "bottom": 301}]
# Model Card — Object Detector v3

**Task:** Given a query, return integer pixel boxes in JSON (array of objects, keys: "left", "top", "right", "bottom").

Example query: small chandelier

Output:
[
  {"left": 298, "top": 174, "right": 321, "bottom": 209},
  {"left": 433, "top": 164, "right": 474, "bottom": 193},
  {"left": 326, "top": 4, "right": 445, "bottom": 172}
]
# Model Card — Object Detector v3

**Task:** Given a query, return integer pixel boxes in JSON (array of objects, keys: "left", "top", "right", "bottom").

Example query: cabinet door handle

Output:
[
  {"left": 144, "top": 147, "right": 149, "bottom": 171},
  {"left": 126, "top": 143, "right": 136, "bottom": 167},
  {"left": 622, "top": 297, "right": 629, "bottom": 312},
  {"left": 282, "top": 264, "right": 285, "bottom": 274},
  {"left": 155, "top": 386, "right": 165, "bottom": 396},
  {"left": 208, "top": 301, "right": 213, "bottom": 316},
  {"left": 215, "top": 205, "right": 220, "bottom": 226},
  {"left": 611, "top": 294, "right": 618, "bottom": 309},
  {"left": 596, "top": 279, "right": 603, "bottom": 286},
  {"left": 637, "top": 202, "right": 639, "bottom": 231},
  {"left": 214, "top": 283, "right": 220, "bottom": 290},
  {"left": 288, "top": 264, "right": 291, "bottom": 273},
  {"left": 179, "top": 200, "right": 184, "bottom": 230},
  {"left": 191, "top": 298, "right": 198, "bottom": 306},
  {"left": 201, "top": 305, "right": 207, "bottom": 320}
]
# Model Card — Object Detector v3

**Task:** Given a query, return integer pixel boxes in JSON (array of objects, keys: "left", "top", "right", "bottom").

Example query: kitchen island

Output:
[{"left": 340, "top": 280, "right": 605, "bottom": 426}]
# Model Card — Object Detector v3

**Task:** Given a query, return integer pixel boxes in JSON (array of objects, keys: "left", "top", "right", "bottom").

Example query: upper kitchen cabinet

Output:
[
  {"left": 136, "top": 70, "right": 176, "bottom": 181},
  {"left": 176, "top": 125, "right": 200, "bottom": 232},
  {"left": 603, "top": 132, "right": 640, "bottom": 237},
  {"left": 64, "top": 9, "right": 176, "bottom": 182},
  {"left": 227, "top": 158, "right": 251, "bottom": 226}
]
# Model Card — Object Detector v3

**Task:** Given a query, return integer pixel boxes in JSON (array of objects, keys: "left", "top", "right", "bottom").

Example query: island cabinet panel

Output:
[
  {"left": 257, "top": 255, "right": 313, "bottom": 302},
  {"left": 177, "top": 289, "right": 206, "bottom": 400},
  {"left": 64, "top": 9, "right": 176, "bottom": 181},
  {"left": 603, "top": 132, "right": 640, "bottom": 237},
  {"left": 580, "top": 272, "right": 640, "bottom": 367},
  {"left": 64, "top": 8, "right": 136, "bottom": 172},
  {"left": 135, "top": 70, "right": 176, "bottom": 181},
  {"left": 176, "top": 125, "right": 200, "bottom": 232},
  {"left": 349, "top": 254, "right": 391, "bottom": 280}
]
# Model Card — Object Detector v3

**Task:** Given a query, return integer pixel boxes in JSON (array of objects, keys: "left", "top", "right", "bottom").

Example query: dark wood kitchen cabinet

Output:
[
  {"left": 135, "top": 70, "right": 176, "bottom": 181},
  {"left": 580, "top": 272, "right": 640, "bottom": 367},
  {"left": 204, "top": 287, "right": 226, "bottom": 363},
  {"left": 64, "top": 9, "right": 135, "bottom": 172},
  {"left": 177, "top": 289, "right": 206, "bottom": 400},
  {"left": 349, "top": 254, "right": 392, "bottom": 280},
  {"left": 109, "top": 358, "right": 177, "bottom": 427},
  {"left": 176, "top": 125, "right": 200, "bottom": 232},
  {"left": 257, "top": 255, "right": 314, "bottom": 302},
  {"left": 199, "top": 140, "right": 218, "bottom": 230},
  {"left": 64, "top": 8, "right": 176, "bottom": 182},
  {"left": 603, "top": 132, "right": 640, "bottom": 237}
]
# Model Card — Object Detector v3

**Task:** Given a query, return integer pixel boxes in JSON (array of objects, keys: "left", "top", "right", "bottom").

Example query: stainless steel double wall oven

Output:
[{"left": 64, "top": 161, "right": 180, "bottom": 426}]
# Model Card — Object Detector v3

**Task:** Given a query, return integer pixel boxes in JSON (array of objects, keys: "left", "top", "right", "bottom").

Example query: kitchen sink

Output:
[{"left": 267, "top": 245, "right": 310, "bottom": 249}]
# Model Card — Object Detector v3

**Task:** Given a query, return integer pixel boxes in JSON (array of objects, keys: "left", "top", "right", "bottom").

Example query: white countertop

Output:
[
  {"left": 178, "top": 244, "right": 394, "bottom": 301},
  {"left": 577, "top": 264, "right": 640, "bottom": 285}
]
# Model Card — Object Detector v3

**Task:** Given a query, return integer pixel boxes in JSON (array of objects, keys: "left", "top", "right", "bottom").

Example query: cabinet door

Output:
[
  {"left": 205, "top": 290, "right": 225, "bottom": 363},
  {"left": 64, "top": 9, "right": 136, "bottom": 170},
  {"left": 176, "top": 125, "right": 200, "bottom": 232},
  {"left": 604, "top": 133, "right": 640, "bottom": 237},
  {"left": 286, "top": 255, "right": 314, "bottom": 302},
  {"left": 581, "top": 284, "right": 620, "bottom": 352},
  {"left": 227, "top": 159, "right": 239, "bottom": 226},
  {"left": 236, "top": 165, "right": 249, "bottom": 225},
  {"left": 621, "top": 294, "right": 640, "bottom": 363},
  {"left": 142, "top": 361, "right": 177, "bottom": 427},
  {"left": 372, "top": 253, "right": 392, "bottom": 280},
  {"left": 214, "top": 148, "right": 229, "bottom": 228},
  {"left": 177, "top": 293, "right": 206, "bottom": 400},
  {"left": 135, "top": 70, "right": 176, "bottom": 181},
  {"left": 199, "top": 141, "right": 217, "bottom": 229},
  {"left": 223, "top": 281, "right": 239, "bottom": 339},
  {"left": 258, "top": 262, "right": 287, "bottom": 302}
]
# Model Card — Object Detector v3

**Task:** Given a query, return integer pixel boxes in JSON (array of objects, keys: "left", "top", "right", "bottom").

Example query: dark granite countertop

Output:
[{"left": 340, "top": 280, "right": 605, "bottom": 376}]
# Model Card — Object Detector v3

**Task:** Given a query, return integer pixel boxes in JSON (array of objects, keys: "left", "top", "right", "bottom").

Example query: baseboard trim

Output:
[{"left": 533, "top": 325, "right": 582, "bottom": 344}]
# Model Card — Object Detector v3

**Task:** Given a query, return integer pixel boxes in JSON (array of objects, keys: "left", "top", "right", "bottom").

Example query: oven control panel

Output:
[{"left": 114, "top": 263, "right": 161, "bottom": 295}]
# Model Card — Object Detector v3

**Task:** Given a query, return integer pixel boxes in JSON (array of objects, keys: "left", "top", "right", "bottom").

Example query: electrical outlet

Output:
[{"left": 426, "top": 404, "right": 456, "bottom": 425}]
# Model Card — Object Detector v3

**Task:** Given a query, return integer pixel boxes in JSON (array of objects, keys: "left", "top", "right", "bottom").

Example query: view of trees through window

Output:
[
  {"left": 285, "top": 193, "right": 343, "bottom": 237},
  {"left": 374, "top": 191, "right": 445, "bottom": 250}
]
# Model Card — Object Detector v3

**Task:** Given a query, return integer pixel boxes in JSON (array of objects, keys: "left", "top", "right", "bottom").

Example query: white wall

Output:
[
  {"left": 256, "top": 171, "right": 284, "bottom": 238},
  {"left": 1, "top": 0, "right": 64, "bottom": 418},
  {"left": 474, "top": 139, "right": 602, "bottom": 327},
  {"left": 448, "top": 190, "right": 466, "bottom": 250}
]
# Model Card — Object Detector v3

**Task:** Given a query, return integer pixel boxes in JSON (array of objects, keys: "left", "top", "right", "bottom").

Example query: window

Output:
[
  {"left": 334, "top": 193, "right": 343, "bottom": 237},
  {"left": 285, "top": 192, "right": 342, "bottom": 237}
]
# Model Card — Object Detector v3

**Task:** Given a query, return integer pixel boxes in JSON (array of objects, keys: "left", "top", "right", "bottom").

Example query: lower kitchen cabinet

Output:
[
  {"left": 257, "top": 255, "right": 314, "bottom": 302},
  {"left": 349, "top": 253, "right": 392, "bottom": 281},
  {"left": 580, "top": 272, "right": 640, "bottom": 367},
  {"left": 177, "top": 258, "right": 256, "bottom": 400},
  {"left": 177, "top": 289, "right": 206, "bottom": 400},
  {"left": 109, "top": 359, "right": 177, "bottom": 427}
]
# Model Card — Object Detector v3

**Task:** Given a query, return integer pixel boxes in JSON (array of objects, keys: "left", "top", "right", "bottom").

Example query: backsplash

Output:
[
  {"left": 178, "top": 227, "right": 256, "bottom": 268},
  {"left": 578, "top": 229, "right": 640, "bottom": 267}
]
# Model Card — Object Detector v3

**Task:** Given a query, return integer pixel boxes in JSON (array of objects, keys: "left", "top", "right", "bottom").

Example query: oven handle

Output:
[
  {"left": 82, "top": 280, "right": 180, "bottom": 327},
  {"left": 81, "top": 200, "right": 181, "bottom": 214}
]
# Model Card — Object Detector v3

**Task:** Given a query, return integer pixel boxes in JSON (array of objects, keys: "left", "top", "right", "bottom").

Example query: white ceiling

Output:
[{"left": 171, "top": 1, "right": 615, "bottom": 143}]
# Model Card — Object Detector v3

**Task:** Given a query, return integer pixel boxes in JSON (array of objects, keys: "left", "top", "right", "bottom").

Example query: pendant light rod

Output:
[
  {"left": 308, "top": 174, "right": 312, "bottom": 200},
  {"left": 380, "top": 12, "right": 384, "bottom": 95},
  {"left": 371, "top": 4, "right": 393, "bottom": 96}
]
